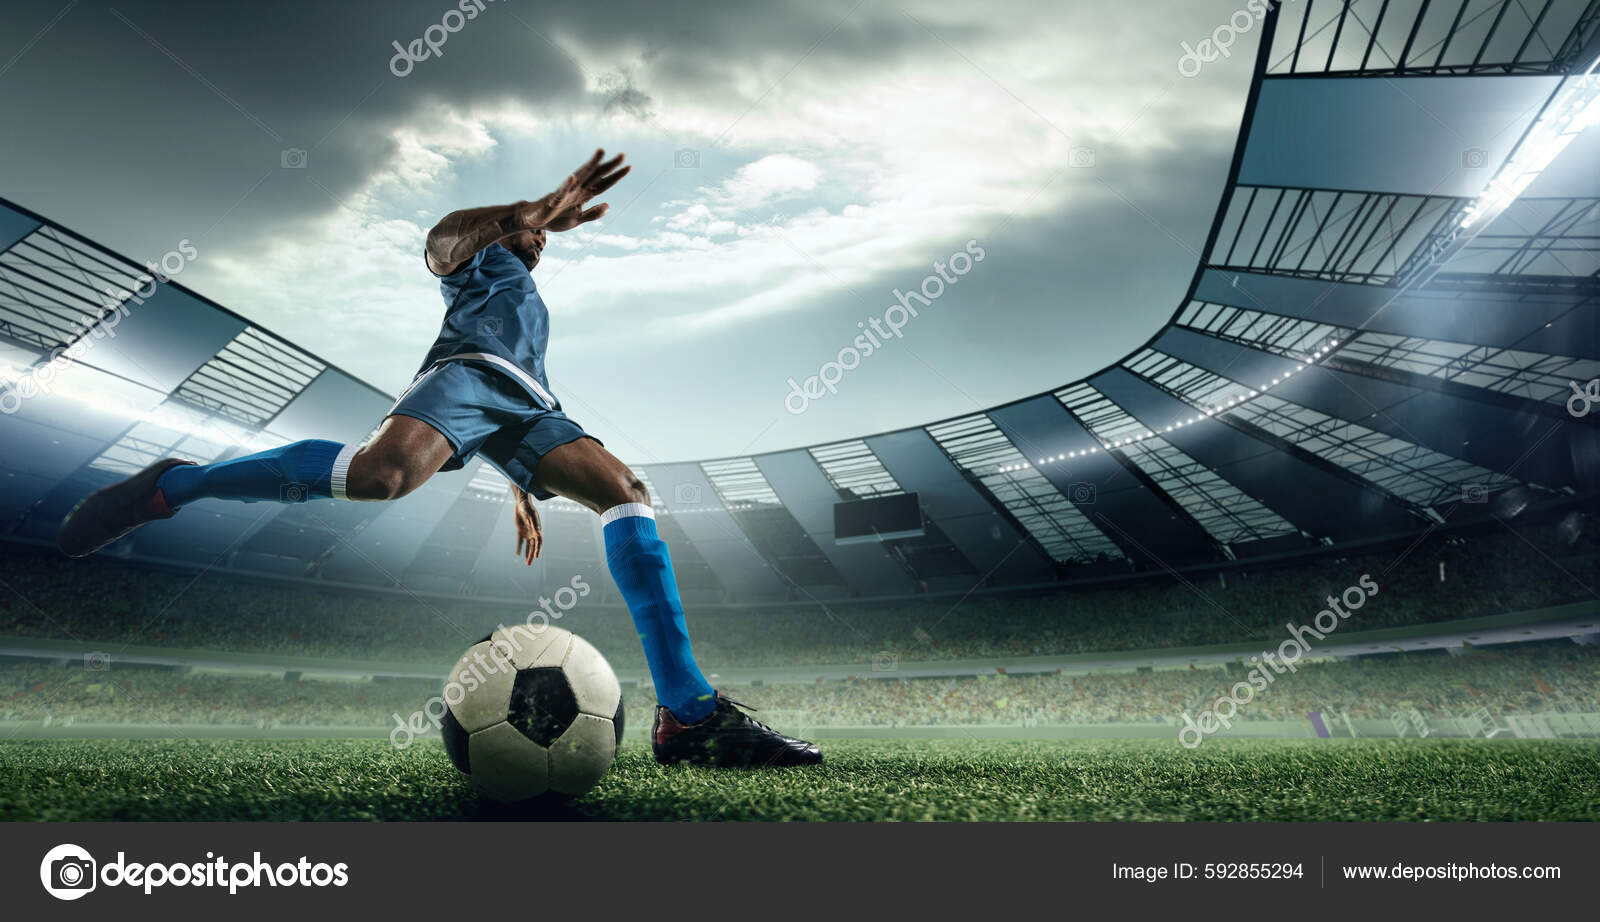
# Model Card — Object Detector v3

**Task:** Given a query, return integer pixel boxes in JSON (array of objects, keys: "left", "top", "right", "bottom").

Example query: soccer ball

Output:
[{"left": 439, "top": 624, "right": 623, "bottom": 802}]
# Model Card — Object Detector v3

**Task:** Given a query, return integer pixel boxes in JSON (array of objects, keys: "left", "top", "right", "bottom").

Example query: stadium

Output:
[{"left": 1, "top": 0, "right": 1598, "bottom": 824}]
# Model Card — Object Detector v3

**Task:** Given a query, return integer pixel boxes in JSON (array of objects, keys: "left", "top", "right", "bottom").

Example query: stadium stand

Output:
[
  {"left": 1, "top": 515, "right": 1592, "bottom": 669},
  {"left": 4, "top": 641, "right": 1596, "bottom": 732}
]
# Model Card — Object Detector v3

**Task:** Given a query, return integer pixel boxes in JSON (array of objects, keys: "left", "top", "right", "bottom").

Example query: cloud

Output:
[
  {"left": 598, "top": 67, "right": 656, "bottom": 121},
  {"left": 714, "top": 154, "right": 823, "bottom": 210},
  {"left": 0, "top": 0, "right": 1264, "bottom": 457}
]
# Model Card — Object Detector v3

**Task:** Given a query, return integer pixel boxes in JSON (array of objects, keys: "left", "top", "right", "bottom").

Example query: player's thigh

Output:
[
  {"left": 530, "top": 435, "right": 644, "bottom": 513},
  {"left": 348, "top": 414, "right": 455, "bottom": 499}
]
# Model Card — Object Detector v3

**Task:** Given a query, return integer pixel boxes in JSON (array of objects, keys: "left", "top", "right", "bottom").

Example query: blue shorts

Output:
[{"left": 387, "top": 360, "right": 597, "bottom": 500}]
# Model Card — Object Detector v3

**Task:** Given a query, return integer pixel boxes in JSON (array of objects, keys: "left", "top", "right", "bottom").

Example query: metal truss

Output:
[
  {"left": 1231, "top": 393, "right": 1518, "bottom": 506},
  {"left": 1333, "top": 330, "right": 1600, "bottom": 402},
  {"left": 1211, "top": 185, "right": 1467, "bottom": 286},
  {"left": 1266, "top": 0, "right": 1600, "bottom": 77},
  {"left": 1450, "top": 197, "right": 1600, "bottom": 277},
  {"left": 926, "top": 413, "right": 1122, "bottom": 564},
  {"left": 1175, "top": 301, "right": 1349, "bottom": 359},
  {"left": 1137, "top": 350, "right": 1517, "bottom": 509},
  {"left": 0, "top": 225, "right": 147, "bottom": 353},
  {"left": 808, "top": 439, "right": 902, "bottom": 499},
  {"left": 1055, "top": 381, "right": 1301, "bottom": 546},
  {"left": 701, "top": 456, "right": 782, "bottom": 509},
  {"left": 171, "top": 327, "right": 323, "bottom": 428}
]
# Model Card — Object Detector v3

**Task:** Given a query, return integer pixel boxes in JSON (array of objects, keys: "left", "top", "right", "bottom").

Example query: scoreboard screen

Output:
[{"left": 833, "top": 493, "right": 923, "bottom": 545}]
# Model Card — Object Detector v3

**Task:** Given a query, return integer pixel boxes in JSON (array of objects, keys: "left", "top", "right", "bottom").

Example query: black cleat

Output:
[
  {"left": 652, "top": 694, "right": 822, "bottom": 768},
  {"left": 57, "top": 458, "right": 193, "bottom": 558}
]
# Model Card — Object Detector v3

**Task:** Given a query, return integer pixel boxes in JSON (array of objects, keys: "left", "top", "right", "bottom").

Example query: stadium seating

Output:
[
  {"left": 0, "top": 520, "right": 1592, "bottom": 669},
  {"left": 3, "top": 640, "right": 1595, "bottom": 731}
]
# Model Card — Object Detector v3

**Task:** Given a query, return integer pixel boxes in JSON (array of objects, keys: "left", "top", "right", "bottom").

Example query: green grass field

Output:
[{"left": 1, "top": 738, "right": 1596, "bottom": 821}]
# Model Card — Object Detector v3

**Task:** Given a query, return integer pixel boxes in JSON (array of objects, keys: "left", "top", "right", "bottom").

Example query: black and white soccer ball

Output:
[{"left": 439, "top": 624, "right": 623, "bottom": 803}]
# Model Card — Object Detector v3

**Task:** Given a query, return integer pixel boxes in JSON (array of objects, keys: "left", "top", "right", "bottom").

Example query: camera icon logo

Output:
[
  {"left": 40, "top": 844, "right": 96, "bottom": 900},
  {"left": 280, "top": 482, "right": 310, "bottom": 503},
  {"left": 1069, "top": 146, "right": 1096, "bottom": 168},
  {"left": 871, "top": 651, "right": 899, "bottom": 672},
  {"left": 674, "top": 148, "right": 700, "bottom": 169},
  {"left": 1068, "top": 481, "right": 1097, "bottom": 504},
  {"left": 1461, "top": 483, "right": 1489, "bottom": 504},
  {"left": 673, "top": 482, "right": 702, "bottom": 505},
  {"left": 477, "top": 317, "right": 503, "bottom": 337},
  {"left": 1461, "top": 148, "right": 1488, "bottom": 169},
  {"left": 281, "top": 148, "right": 308, "bottom": 169},
  {"left": 84, "top": 652, "right": 111, "bottom": 672}
]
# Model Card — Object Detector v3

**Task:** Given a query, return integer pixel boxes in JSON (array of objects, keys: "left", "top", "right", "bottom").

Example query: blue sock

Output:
[
  {"left": 157, "top": 439, "right": 355, "bottom": 508},
  {"left": 601, "top": 503, "right": 716, "bottom": 722}
]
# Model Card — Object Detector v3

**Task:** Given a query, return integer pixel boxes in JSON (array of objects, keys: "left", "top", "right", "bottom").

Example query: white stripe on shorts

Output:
[{"left": 435, "top": 352, "right": 558, "bottom": 409}]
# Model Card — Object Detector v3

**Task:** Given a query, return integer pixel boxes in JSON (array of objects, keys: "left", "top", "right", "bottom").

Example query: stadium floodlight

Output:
[{"left": 1459, "top": 56, "right": 1600, "bottom": 230}]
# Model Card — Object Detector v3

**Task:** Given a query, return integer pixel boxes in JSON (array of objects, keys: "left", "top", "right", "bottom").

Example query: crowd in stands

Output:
[
  {"left": 3, "top": 641, "right": 1596, "bottom": 731},
  {"left": 705, "top": 641, "right": 1600, "bottom": 728},
  {"left": 0, "top": 519, "right": 1593, "bottom": 671},
  {"left": 0, "top": 661, "right": 435, "bottom": 727}
]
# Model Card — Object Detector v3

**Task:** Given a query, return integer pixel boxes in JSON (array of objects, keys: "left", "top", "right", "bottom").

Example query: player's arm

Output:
[
  {"left": 512, "top": 486, "right": 542, "bottom": 565},
  {"left": 424, "top": 149, "right": 630, "bottom": 275}
]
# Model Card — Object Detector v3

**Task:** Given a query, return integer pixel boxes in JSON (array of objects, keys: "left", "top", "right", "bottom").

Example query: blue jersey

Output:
[{"left": 419, "top": 242, "right": 558, "bottom": 408}]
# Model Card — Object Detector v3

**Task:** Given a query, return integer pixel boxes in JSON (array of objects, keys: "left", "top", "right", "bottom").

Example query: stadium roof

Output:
[{"left": 1, "top": 1, "right": 1597, "bottom": 604}]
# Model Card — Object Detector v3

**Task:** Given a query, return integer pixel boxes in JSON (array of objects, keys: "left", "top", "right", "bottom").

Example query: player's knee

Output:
[
  {"left": 594, "top": 470, "right": 648, "bottom": 510},
  {"left": 347, "top": 451, "right": 428, "bottom": 501},
  {"left": 621, "top": 472, "right": 649, "bottom": 508}
]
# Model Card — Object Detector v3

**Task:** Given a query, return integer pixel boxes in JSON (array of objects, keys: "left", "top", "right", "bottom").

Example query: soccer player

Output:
[{"left": 58, "top": 149, "right": 821, "bottom": 769}]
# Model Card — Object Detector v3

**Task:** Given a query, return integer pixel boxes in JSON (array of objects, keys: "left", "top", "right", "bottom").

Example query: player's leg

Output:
[
  {"left": 530, "top": 436, "right": 716, "bottom": 718},
  {"left": 57, "top": 415, "right": 452, "bottom": 557},
  {"left": 528, "top": 435, "right": 821, "bottom": 767}
]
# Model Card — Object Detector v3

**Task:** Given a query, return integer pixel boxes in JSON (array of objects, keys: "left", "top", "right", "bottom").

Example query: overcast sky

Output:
[{"left": 0, "top": 0, "right": 1259, "bottom": 462}]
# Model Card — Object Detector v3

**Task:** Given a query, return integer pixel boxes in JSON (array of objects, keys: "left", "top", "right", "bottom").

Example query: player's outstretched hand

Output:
[
  {"left": 520, "top": 149, "right": 630, "bottom": 233},
  {"left": 512, "top": 487, "right": 542, "bottom": 564}
]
